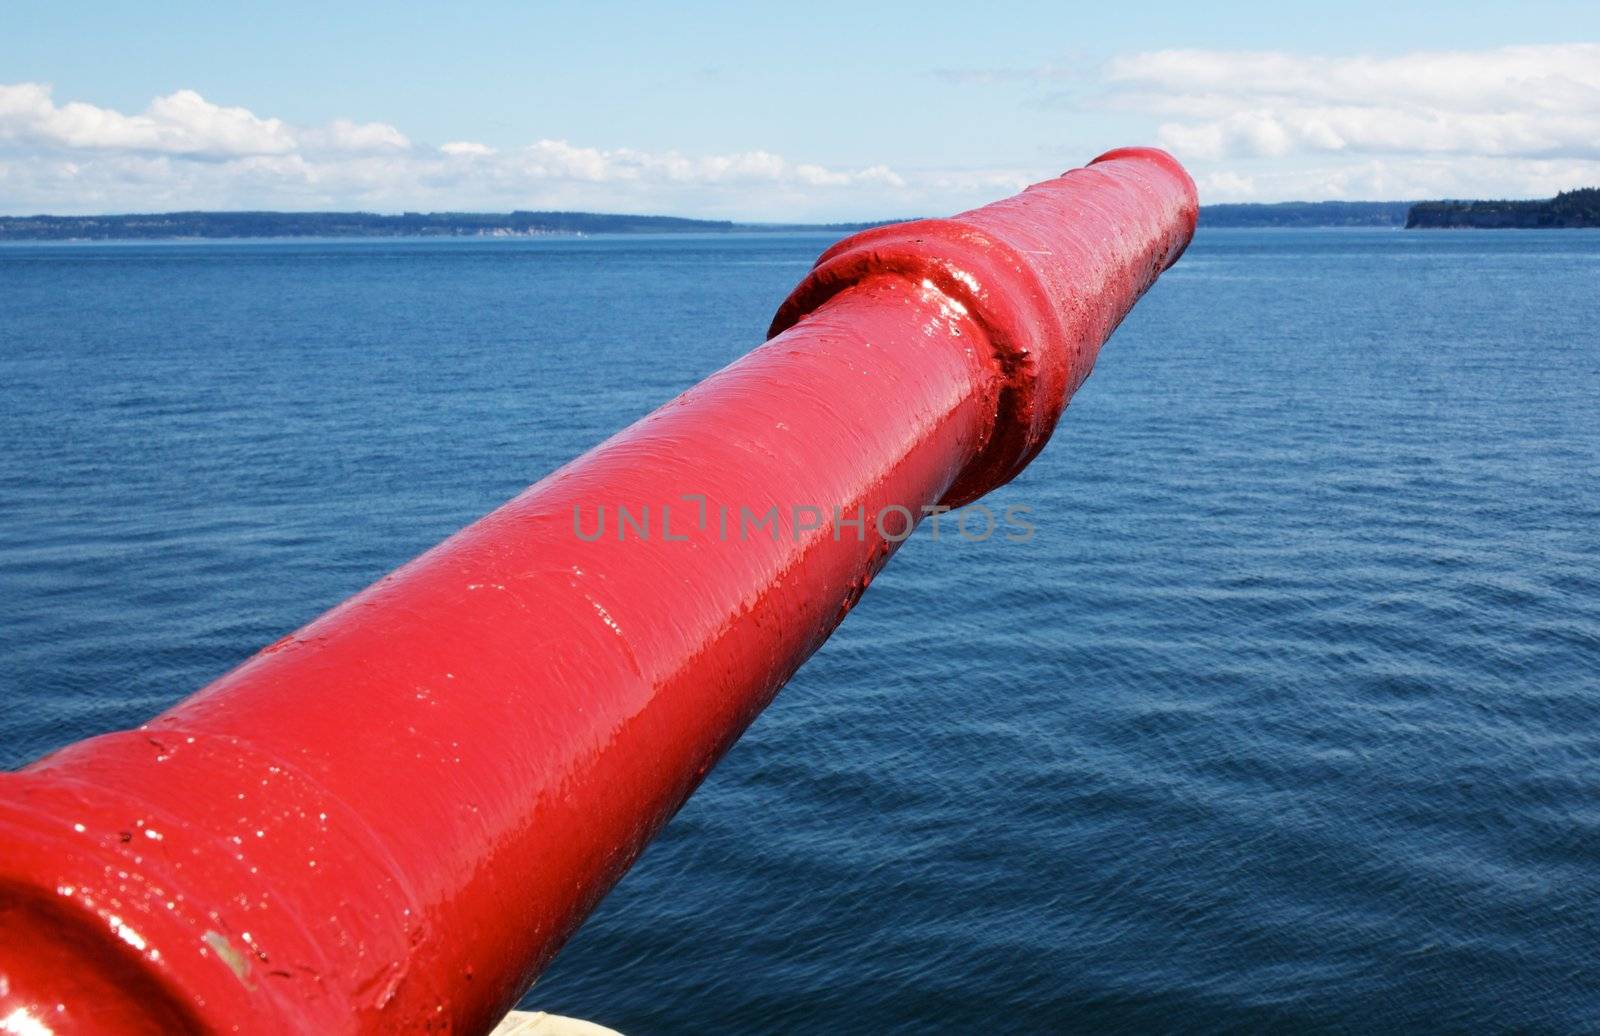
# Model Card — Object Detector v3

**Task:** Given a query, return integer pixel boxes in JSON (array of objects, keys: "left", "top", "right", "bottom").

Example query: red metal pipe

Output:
[{"left": 0, "top": 148, "right": 1195, "bottom": 1034}]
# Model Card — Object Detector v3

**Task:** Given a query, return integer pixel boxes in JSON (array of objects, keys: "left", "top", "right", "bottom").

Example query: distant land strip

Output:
[
  {"left": 1204, "top": 191, "right": 1595, "bottom": 228},
  {"left": 1405, "top": 188, "right": 1600, "bottom": 228},
  {"left": 0, "top": 211, "right": 894, "bottom": 241},
  {"left": 0, "top": 204, "right": 1416, "bottom": 239},
  {"left": 1, "top": 190, "right": 1596, "bottom": 240}
]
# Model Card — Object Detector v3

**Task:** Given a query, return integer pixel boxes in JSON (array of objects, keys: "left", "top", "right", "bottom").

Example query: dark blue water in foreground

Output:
[{"left": 2, "top": 229, "right": 1599, "bottom": 1033}]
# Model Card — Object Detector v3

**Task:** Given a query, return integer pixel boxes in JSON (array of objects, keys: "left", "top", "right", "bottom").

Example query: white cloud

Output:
[
  {"left": 0, "top": 83, "right": 932, "bottom": 218},
  {"left": 1106, "top": 45, "right": 1600, "bottom": 127},
  {"left": 1196, "top": 154, "right": 1600, "bottom": 204},
  {"left": 303, "top": 118, "right": 411, "bottom": 153},
  {"left": 440, "top": 140, "right": 495, "bottom": 157},
  {"left": 1102, "top": 44, "right": 1600, "bottom": 199},
  {"left": 1200, "top": 170, "right": 1256, "bottom": 200},
  {"left": 0, "top": 83, "right": 298, "bottom": 157}
]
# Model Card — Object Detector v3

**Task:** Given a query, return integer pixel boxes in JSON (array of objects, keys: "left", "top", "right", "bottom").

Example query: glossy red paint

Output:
[{"left": 0, "top": 148, "right": 1196, "bottom": 1033}]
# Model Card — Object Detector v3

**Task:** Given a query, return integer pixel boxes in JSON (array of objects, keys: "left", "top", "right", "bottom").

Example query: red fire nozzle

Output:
[{"left": 0, "top": 148, "right": 1196, "bottom": 1033}]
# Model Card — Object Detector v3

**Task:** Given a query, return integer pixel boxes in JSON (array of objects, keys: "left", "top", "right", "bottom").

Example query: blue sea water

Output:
[{"left": 1, "top": 228, "right": 1598, "bottom": 1033}]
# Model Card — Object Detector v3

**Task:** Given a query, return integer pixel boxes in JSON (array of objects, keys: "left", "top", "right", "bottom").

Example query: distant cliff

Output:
[
  {"left": 1407, "top": 188, "right": 1600, "bottom": 228},
  {"left": 0, "top": 211, "right": 889, "bottom": 241},
  {"left": 1199, "top": 201, "right": 1412, "bottom": 228}
]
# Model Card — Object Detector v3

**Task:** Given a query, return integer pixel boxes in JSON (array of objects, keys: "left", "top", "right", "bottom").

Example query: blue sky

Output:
[{"left": 5, "top": 1, "right": 1600, "bottom": 218}]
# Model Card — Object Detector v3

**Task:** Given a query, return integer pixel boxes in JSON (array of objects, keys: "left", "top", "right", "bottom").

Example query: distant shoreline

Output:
[
  {"left": 1204, "top": 190, "right": 1599, "bottom": 229},
  {"left": 2, "top": 191, "right": 1597, "bottom": 240},
  {"left": 0, "top": 210, "right": 899, "bottom": 242},
  {"left": 0, "top": 204, "right": 1418, "bottom": 239},
  {"left": 1406, "top": 188, "right": 1600, "bottom": 229}
]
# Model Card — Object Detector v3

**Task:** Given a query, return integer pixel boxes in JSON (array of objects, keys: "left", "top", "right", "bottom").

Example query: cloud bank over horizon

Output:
[
  {"left": 0, "top": 82, "right": 993, "bottom": 220},
  {"left": 2, "top": 43, "right": 1598, "bottom": 216},
  {"left": 1106, "top": 43, "right": 1600, "bottom": 202}
]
